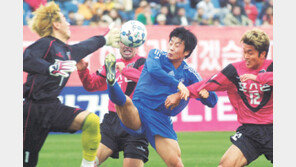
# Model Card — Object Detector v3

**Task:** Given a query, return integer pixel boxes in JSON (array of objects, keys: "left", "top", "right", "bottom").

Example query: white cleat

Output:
[{"left": 80, "top": 158, "right": 95, "bottom": 167}]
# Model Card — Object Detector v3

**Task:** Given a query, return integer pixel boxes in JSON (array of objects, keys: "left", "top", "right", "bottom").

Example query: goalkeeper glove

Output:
[
  {"left": 104, "top": 23, "right": 120, "bottom": 48},
  {"left": 49, "top": 59, "right": 76, "bottom": 78}
]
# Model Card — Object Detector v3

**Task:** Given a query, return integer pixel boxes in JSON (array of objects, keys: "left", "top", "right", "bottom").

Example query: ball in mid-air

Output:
[{"left": 120, "top": 20, "right": 147, "bottom": 48}]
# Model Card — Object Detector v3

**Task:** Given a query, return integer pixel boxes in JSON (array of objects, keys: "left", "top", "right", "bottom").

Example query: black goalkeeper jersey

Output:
[{"left": 23, "top": 35, "right": 106, "bottom": 101}]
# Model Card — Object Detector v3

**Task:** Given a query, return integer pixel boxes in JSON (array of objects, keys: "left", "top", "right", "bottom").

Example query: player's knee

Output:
[
  {"left": 218, "top": 158, "right": 229, "bottom": 167},
  {"left": 125, "top": 96, "right": 133, "bottom": 106},
  {"left": 218, "top": 158, "right": 237, "bottom": 167},
  {"left": 165, "top": 156, "right": 183, "bottom": 167},
  {"left": 175, "top": 160, "right": 184, "bottom": 167},
  {"left": 171, "top": 159, "right": 183, "bottom": 167},
  {"left": 218, "top": 162, "right": 227, "bottom": 167},
  {"left": 123, "top": 158, "right": 144, "bottom": 167},
  {"left": 82, "top": 113, "right": 100, "bottom": 134}
]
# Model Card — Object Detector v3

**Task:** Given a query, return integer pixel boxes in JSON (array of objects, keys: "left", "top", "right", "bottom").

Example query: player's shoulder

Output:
[
  {"left": 264, "top": 59, "right": 273, "bottom": 71},
  {"left": 133, "top": 55, "right": 146, "bottom": 69},
  {"left": 182, "top": 62, "right": 194, "bottom": 72},
  {"left": 232, "top": 60, "right": 244, "bottom": 67},
  {"left": 264, "top": 59, "right": 273, "bottom": 66},
  {"left": 134, "top": 54, "right": 146, "bottom": 61},
  {"left": 27, "top": 36, "right": 54, "bottom": 50},
  {"left": 34, "top": 36, "right": 54, "bottom": 45},
  {"left": 148, "top": 49, "right": 167, "bottom": 58},
  {"left": 182, "top": 62, "right": 202, "bottom": 80},
  {"left": 221, "top": 62, "right": 240, "bottom": 77},
  {"left": 225, "top": 61, "right": 245, "bottom": 72}
]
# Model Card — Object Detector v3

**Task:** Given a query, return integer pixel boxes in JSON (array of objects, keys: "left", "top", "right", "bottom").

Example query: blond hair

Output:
[
  {"left": 241, "top": 28, "right": 270, "bottom": 58},
  {"left": 29, "top": 1, "right": 61, "bottom": 37}
]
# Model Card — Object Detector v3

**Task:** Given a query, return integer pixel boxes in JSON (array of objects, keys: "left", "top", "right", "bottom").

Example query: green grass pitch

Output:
[{"left": 38, "top": 132, "right": 272, "bottom": 167}]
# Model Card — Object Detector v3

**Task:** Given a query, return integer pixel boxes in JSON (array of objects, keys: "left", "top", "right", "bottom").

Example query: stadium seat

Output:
[
  {"left": 77, "top": 0, "right": 85, "bottom": 4},
  {"left": 177, "top": 1, "right": 197, "bottom": 19},
  {"left": 23, "top": 1, "right": 31, "bottom": 13},
  {"left": 255, "top": 1, "right": 264, "bottom": 15},
  {"left": 64, "top": 1, "right": 79, "bottom": 13},
  {"left": 23, "top": 13, "right": 28, "bottom": 25},
  {"left": 83, "top": 20, "right": 91, "bottom": 25},
  {"left": 211, "top": 0, "right": 220, "bottom": 8}
]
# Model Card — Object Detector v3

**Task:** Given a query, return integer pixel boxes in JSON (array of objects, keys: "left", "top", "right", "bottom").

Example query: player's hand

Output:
[
  {"left": 49, "top": 59, "right": 76, "bottom": 78},
  {"left": 177, "top": 82, "right": 189, "bottom": 101},
  {"left": 199, "top": 89, "right": 209, "bottom": 99},
  {"left": 76, "top": 59, "right": 88, "bottom": 71},
  {"left": 165, "top": 92, "right": 181, "bottom": 110},
  {"left": 116, "top": 62, "right": 125, "bottom": 73},
  {"left": 240, "top": 74, "right": 257, "bottom": 82},
  {"left": 104, "top": 23, "right": 120, "bottom": 48}
]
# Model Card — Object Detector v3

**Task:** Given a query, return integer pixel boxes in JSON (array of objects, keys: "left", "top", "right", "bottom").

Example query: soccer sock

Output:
[
  {"left": 81, "top": 113, "right": 101, "bottom": 161},
  {"left": 107, "top": 81, "right": 126, "bottom": 106},
  {"left": 94, "top": 156, "right": 100, "bottom": 166}
]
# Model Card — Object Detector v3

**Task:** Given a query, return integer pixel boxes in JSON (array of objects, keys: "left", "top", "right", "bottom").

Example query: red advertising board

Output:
[{"left": 23, "top": 26, "right": 273, "bottom": 131}]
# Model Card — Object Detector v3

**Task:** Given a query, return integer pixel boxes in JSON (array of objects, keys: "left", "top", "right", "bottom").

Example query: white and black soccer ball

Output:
[{"left": 120, "top": 20, "right": 147, "bottom": 48}]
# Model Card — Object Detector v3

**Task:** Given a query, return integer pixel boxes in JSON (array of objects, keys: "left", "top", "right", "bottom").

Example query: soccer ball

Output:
[{"left": 120, "top": 20, "right": 147, "bottom": 48}]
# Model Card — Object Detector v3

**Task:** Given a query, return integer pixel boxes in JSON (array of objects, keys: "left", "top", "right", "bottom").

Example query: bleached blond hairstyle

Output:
[
  {"left": 241, "top": 28, "right": 270, "bottom": 58},
  {"left": 29, "top": 1, "right": 61, "bottom": 37}
]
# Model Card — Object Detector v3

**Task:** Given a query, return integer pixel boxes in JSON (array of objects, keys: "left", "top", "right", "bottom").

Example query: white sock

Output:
[
  {"left": 94, "top": 156, "right": 100, "bottom": 167},
  {"left": 81, "top": 158, "right": 94, "bottom": 167}
]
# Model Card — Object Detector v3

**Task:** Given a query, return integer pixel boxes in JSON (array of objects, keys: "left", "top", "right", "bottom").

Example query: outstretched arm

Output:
[
  {"left": 70, "top": 25, "right": 120, "bottom": 62},
  {"left": 188, "top": 67, "right": 233, "bottom": 99},
  {"left": 185, "top": 68, "right": 218, "bottom": 108},
  {"left": 199, "top": 91, "right": 218, "bottom": 108},
  {"left": 70, "top": 36, "right": 106, "bottom": 62},
  {"left": 77, "top": 60, "right": 107, "bottom": 92},
  {"left": 164, "top": 88, "right": 217, "bottom": 109}
]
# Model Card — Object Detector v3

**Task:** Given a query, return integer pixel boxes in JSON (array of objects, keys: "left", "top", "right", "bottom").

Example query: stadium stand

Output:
[{"left": 23, "top": 0, "right": 273, "bottom": 26}]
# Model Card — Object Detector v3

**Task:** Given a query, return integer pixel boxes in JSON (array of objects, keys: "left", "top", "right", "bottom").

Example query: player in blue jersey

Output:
[{"left": 105, "top": 27, "right": 218, "bottom": 166}]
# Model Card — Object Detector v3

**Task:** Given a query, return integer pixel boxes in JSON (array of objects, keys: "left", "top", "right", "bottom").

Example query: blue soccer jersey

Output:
[
  {"left": 132, "top": 49, "right": 217, "bottom": 116},
  {"left": 119, "top": 48, "right": 218, "bottom": 149}
]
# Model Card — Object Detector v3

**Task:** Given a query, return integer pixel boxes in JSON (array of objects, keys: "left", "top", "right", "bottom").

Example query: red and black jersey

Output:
[
  {"left": 78, "top": 55, "right": 146, "bottom": 112},
  {"left": 23, "top": 35, "right": 106, "bottom": 101},
  {"left": 188, "top": 60, "right": 273, "bottom": 124}
]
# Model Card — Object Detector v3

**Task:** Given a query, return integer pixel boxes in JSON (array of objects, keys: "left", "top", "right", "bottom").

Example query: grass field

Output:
[{"left": 38, "top": 132, "right": 272, "bottom": 167}]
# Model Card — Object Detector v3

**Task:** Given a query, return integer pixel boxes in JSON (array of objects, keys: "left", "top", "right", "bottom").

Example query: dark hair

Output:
[{"left": 169, "top": 27, "right": 197, "bottom": 59}]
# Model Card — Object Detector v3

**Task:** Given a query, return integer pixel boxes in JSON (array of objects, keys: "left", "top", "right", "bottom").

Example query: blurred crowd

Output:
[{"left": 23, "top": 0, "right": 273, "bottom": 27}]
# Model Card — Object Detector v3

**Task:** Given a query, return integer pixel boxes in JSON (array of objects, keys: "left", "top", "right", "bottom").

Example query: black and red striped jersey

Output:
[
  {"left": 23, "top": 35, "right": 106, "bottom": 101},
  {"left": 188, "top": 60, "right": 273, "bottom": 124}
]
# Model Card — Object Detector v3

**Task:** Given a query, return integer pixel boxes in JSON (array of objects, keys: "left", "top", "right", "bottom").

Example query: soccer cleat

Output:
[{"left": 104, "top": 53, "right": 116, "bottom": 85}]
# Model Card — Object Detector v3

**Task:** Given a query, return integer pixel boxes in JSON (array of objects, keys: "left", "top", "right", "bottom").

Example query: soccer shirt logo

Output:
[{"left": 238, "top": 81, "right": 271, "bottom": 106}]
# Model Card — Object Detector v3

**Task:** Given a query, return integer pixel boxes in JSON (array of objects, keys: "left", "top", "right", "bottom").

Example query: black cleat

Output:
[{"left": 105, "top": 53, "right": 116, "bottom": 85}]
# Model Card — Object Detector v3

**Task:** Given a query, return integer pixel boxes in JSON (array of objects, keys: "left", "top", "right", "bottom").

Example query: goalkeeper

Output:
[{"left": 23, "top": 2, "right": 119, "bottom": 167}]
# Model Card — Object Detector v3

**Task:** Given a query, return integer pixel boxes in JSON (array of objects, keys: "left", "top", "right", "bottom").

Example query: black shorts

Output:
[
  {"left": 23, "top": 99, "right": 83, "bottom": 167},
  {"left": 100, "top": 111, "right": 149, "bottom": 163},
  {"left": 230, "top": 124, "right": 273, "bottom": 165}
]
